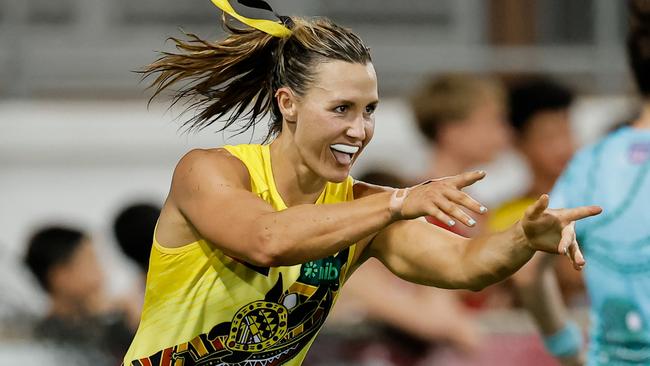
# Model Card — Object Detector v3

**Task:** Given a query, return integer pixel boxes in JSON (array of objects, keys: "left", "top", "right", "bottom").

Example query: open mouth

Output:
[{"left": 330, "top": 144, "right": 359, "bottom": 165}]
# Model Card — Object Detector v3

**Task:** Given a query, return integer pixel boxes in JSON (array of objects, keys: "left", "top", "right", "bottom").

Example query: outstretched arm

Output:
[
  {"left": 513, "top": 253, "right": 570, "bottom": 334},
  {"left": 361, "top": 194, "right": 601, "bottom": 291},
  {"left": 159, "top": 149, "right": 486, "bottom": 267},
  {"left": 364, "top": 213, "right": 533, "bottom": 290}
]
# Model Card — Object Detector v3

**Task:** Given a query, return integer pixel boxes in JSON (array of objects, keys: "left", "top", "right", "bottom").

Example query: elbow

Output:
[
  {"left": 462, "top": 269, "right": 503, "bottom": 292},
  {"left": 465, "top": 277, "right": 491, "bottom": 292},
  {"left": 258, "top": 250, "right": 287, "bottom": 268},
  {"left": 467, "top": 283, "right": 487, "bottom": 292},
  {"left": 248, "top": 251, "right": 282, "bottom": 268},
  {"left": 438, "top": 271, "right": 490, "bottom": 292},
  {"left": 248, "top": 222, "right": 290, "bottom": 267}
]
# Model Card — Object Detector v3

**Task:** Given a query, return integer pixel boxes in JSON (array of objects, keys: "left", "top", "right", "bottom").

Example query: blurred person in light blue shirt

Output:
[{"left": 516, "top": 1, "right": 650, "bottom": 365}]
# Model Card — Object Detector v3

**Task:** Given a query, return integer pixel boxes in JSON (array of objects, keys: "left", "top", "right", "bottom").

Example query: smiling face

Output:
[{"left": 280, "top": 61, "right": 379, "bottom": 182}]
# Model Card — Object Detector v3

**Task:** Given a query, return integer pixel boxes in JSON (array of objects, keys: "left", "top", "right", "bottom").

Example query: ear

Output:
[{"left": 275, "top": 87, "right": 298, "bottom": 123}]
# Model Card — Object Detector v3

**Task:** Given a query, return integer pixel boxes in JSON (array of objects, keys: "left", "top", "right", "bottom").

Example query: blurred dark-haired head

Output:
[
  {"left": 113, "top": 202, "right": 161, "bottom": 272},
  {"left": 508, "top": 78, "right": 574, "bottom": 135},
  {"left": 508, "top": 77, "right": 576, "bottom": 181},
  {"left": 24, "top": 225, "right": 103, "bottom": 298},
  {"left": 24, "top": 226, "right": 84, "bottom": 292},
  {"left": 628, "top": 0, "right": 650, "bottom": 98}
]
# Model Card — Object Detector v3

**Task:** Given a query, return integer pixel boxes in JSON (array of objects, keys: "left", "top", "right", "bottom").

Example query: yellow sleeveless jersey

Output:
[{"left": 123, "top": 143, "right": 357, "bottom": 366}]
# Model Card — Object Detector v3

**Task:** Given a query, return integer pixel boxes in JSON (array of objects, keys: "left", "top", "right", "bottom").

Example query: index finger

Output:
[
  {"left": 451, "top": 170, "right": 486, "bottom": 189},
  {"left": 525, "top": 194, "right": 549, "bottom": 221},
  {"left": 560, "top": 205, "right": 603, "bottom": 223}
]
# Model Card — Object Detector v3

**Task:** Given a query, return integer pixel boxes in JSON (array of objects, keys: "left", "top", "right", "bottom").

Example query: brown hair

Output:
[
  {"left": 410, "top": 73, "right": 505, "bottom": 142},
  {"left": 628, "top": 0, "right": 650, "bottom": 98},
  {"left": 142, "top": 16, "right": 371, "bottom": 141}
]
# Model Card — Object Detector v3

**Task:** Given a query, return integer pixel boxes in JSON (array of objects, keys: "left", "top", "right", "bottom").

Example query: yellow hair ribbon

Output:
[{"left": 210, "top": 0, "right": 292, "bottom": 38}]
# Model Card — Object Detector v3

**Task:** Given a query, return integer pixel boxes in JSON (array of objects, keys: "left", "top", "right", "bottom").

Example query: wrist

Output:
[
  {"left": 388, "top": 188, "right": 409, "bottom": 220},
  {"left": 543, "top": 321, "right": 583, "bottom": 358},
  {"left": 514, "top": 221, "right": 536, "bottom": 256}
]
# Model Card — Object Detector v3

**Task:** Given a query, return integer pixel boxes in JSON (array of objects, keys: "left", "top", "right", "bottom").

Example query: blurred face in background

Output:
[
  {"left": 518, "top": 108, "right": 576, "bottom": 179},
  {"left": 440, "top": 93, "right": 512, "bottom": 166},
  {"left": 49, "top": 238, "right": 105, "bottom": 303}
]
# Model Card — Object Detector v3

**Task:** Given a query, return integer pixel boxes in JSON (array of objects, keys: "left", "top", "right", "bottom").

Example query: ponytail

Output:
[
  {"left": 141, "top": 11, "right": 371, "bottom": 142},
  {"left": 142, "top": 20, "right": 281, "bottom": 141}
]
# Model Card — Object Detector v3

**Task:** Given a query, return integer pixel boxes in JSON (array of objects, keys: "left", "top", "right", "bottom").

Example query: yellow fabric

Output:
[
  {"left": 488, "top": 197, "right": 536, "bottom": 232},
  {"left": 124, "top": 144, "right": 356, "bottom": 366},
  {"left": 210, "top": 0, "right": 292, "bottom": 38}
]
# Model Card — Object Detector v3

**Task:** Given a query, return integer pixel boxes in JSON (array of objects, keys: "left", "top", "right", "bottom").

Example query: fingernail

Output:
[
  {"left": 476, "top": 170, "right": 485, "bottom": 175},
  {"left": 468, "top": 218, "right": 476, "bottom": 226},
  {"left": 479, "top": 206, "right": 488, "bottom": 213},
  {"left": 448, "top": 220, "right": 456, "bottom": 226}
]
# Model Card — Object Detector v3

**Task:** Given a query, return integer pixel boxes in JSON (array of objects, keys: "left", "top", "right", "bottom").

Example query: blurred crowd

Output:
[
  {"left": 0, "top": 202, "right": 160, "bottom": 365},
  {"left": 0, "top": 69, "right": 640, "bottom": 366},
  {"left": 314, "top": 73, "right": 591, "bottom": 366}
]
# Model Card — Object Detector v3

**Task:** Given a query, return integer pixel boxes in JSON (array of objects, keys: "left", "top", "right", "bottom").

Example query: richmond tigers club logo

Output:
[{"left": 130, "top": 249, "right": 348, "bottom": 366}]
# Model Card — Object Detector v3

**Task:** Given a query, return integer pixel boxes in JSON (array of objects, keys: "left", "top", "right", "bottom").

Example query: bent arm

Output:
[
  {"left": 512, "top": 253, "right": 570, "bottom": 335},
  {"left": 168, "top": 149, "right": 397, "bottom": 267},
  {"left": 513, "top": 254, "right": 585, "bottom": 365},
  {"left": 366, "top": 218, "right": 535, "bottom": 291}
]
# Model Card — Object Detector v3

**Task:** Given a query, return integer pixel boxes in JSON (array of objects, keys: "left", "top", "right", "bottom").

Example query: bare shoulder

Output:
[
  {"left": 172, "top": 148, "right": 251, "bottom": 191},
  {"left": 352, "top": 180, "right": 395, "bottom": 200},
  {"left": 156, "top": 148, "right": 252, "bottom": 248}
]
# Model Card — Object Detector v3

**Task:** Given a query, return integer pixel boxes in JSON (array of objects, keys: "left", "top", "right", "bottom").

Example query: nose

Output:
[{"left": 346, "top": 114, "right": 366, "bottom": 140}]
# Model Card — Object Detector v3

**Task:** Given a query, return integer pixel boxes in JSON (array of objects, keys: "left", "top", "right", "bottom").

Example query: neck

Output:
[
  {"left": 269, "top": 134, "right": 327, "bottom": 207},
  {"left": 424, "top": 146, "right": 472, "bottom": 178},
  {"left": 48, "top": 290, "right": 108, "bottom": 319},
  {"left": 49, "top": 294, "right": 87, "bottom": 320},
  {"left": 632, "top": 101, "right": 650, "bottom": 129}
]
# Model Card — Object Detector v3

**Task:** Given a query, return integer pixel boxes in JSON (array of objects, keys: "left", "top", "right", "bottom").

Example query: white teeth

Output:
[{"left": 330, "top": 144, "right": 359, "bottom": 154}]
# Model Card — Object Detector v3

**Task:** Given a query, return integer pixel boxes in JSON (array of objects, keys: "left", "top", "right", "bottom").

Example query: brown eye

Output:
[{"left": 334, "top": 105, "right": 348, "bottom": 113}]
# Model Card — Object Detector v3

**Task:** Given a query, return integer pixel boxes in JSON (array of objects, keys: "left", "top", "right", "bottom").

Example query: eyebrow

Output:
[{"left": 331, "top": 99, "right": 380, "bottom": 106}]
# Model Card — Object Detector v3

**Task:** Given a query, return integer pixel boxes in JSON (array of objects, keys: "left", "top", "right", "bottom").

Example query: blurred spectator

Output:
[
  {"left": 23, "top": 225, "right": 133, "bottom": 364},
  {"left": 489, "top": 77, "right": 586, "bottom": 307},
  {"left": 410, "top": 73, "right": 514, "bottom": 310},
  {"left": 512, "top": 2, "right": 650, "bottom": 364},
  {"left": 112, "top": 202, "right": 161, "bottom": 328},
  {"left": 410, "top": 73, "right": 511, "bottom": 236},
  {"left": 320, "top": 169, "right": 481, "bottom": 366},
  {"left": 112, "top": 202, "right": 161, "bottom": 275},
  {"left": 0, "top": 244, "right": 46, "bottom": 340}
]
